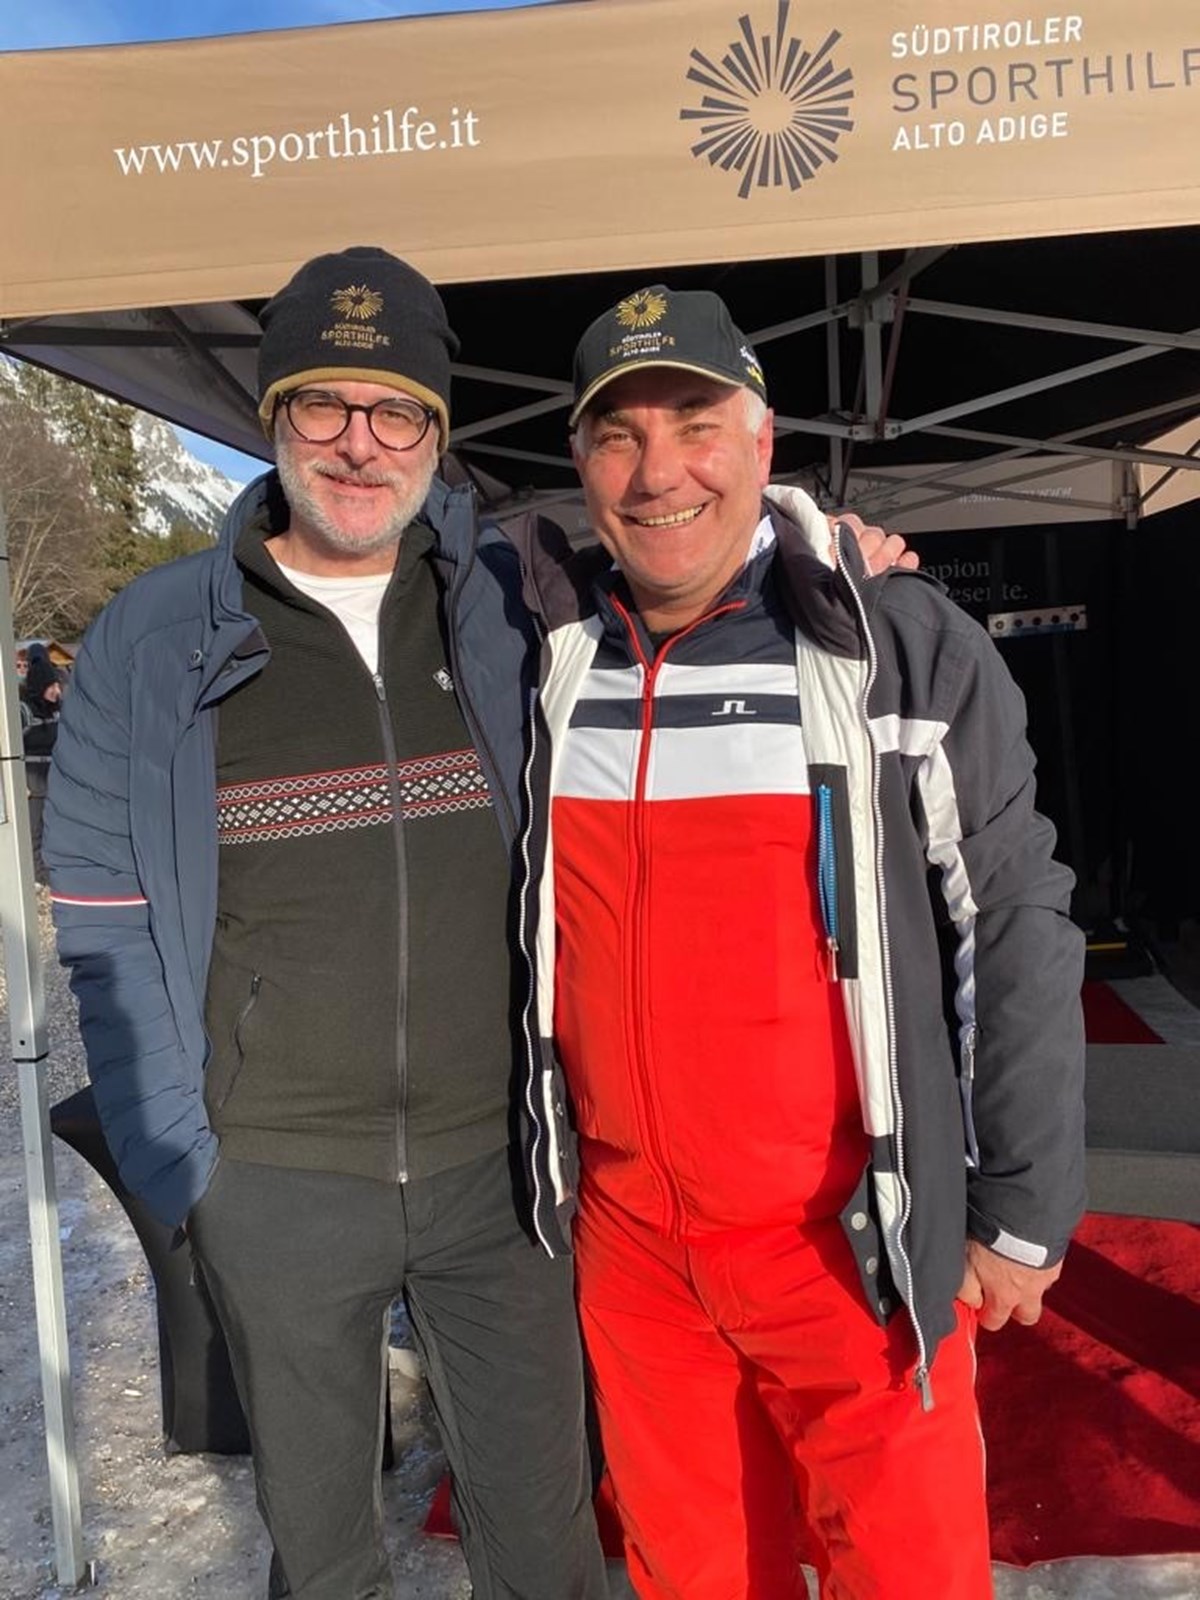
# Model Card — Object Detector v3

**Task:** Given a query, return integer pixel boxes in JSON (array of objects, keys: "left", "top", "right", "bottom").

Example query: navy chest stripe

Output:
[{"left": 570, "top": 694, "right": 803, "bottom": 732}]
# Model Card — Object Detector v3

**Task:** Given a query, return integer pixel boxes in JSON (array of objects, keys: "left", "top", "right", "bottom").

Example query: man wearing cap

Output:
[
  {"left": 44, "top": 246, "right": 609, "bottom": 1600},
  {"left": 515, "top": 285, "right": 1086, "bottom": 1598}
]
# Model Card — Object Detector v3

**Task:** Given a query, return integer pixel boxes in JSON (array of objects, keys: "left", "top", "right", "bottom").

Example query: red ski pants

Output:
[{"left": 576, "top": 1193, "right": 993, "bottom": 1600}]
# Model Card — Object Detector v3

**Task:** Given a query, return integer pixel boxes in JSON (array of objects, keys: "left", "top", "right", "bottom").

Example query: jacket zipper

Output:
[
  {"left": 372, "top": 666, "right": 411, "bottom": 1184},
  {"left": 816, "top": 784, "right": 840, "bottom": 982},
  {"left": 613, "top": 595, "right": 744, "bottom": 1242},
  {"left": 832, "top": 538, "right": 933, "bottom": 1410},
  {"left": 517, "top": 686, "right": 556, "bottom": 1253}
]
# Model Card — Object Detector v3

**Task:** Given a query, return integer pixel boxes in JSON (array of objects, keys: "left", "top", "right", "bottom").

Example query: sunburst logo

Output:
[
  {"left": 680, "top": 1, "right": 855, "bottom": 201},
  {"left": 330, "top": 284, "right": 384, "bottom": 321},
  {"left": 615, "top": 290, "right": 669, "bottom": 330}
]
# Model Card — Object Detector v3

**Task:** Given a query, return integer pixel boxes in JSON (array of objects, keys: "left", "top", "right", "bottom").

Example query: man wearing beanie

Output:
[
  {"left": 44, "top": 246, "right": 608, "bottom": 1600},
  {"left": 513, "top": 285, "right": 1085, "bottom": 1599}
]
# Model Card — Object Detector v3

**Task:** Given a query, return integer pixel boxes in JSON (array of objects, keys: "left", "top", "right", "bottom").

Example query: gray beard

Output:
[{"left": 275, "top": 439, "right": 436, "bottom": 559}]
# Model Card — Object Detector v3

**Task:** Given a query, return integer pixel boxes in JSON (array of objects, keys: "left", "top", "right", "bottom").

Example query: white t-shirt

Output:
[{"left": 274, "top": 563, "right": 391, "bottom": 675}]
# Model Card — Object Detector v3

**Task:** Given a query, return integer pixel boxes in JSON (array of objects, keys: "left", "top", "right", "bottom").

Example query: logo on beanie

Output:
[
  {"left": 330, "top": 284, "right": 384, "bottom": 322},
  {"left": 615, "top": 290, "right": 669, "bottom": 331},
  {"left": 681, "top": 2, "right": 855, "bottom": 201},
  {"left": 322, "top": 282, "right": 392, "bottom": 354}
]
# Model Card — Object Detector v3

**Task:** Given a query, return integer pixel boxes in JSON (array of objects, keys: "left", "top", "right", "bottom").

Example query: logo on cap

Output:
[
  {"left": 681, "top": 2, "right": 855, "bottom": 201},
  {"left": 330, "top": 284, "right": 384, "bottom": 322},
  {"left": 615, "top": 289, "right": 669, "bottom": 331}
]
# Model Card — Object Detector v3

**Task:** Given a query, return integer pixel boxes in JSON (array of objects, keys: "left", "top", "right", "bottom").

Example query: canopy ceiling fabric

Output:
[{"left": 3, "top": 0, "right": 1200, "bottom": 315}]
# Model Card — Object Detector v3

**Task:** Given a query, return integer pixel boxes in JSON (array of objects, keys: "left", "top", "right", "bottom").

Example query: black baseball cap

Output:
[{"left": 570, "top": 285, "right": 767, "bottom": 427}]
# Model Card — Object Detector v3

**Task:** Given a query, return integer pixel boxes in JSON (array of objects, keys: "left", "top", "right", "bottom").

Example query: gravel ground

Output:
[{"left": 3, "top": 895, "right": 1198, "bottom": 1599}]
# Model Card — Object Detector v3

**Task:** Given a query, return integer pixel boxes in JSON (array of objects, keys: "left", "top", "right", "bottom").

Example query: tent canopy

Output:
[{"left": 5, "top": 0, "right": 1200, "bottom": 310}]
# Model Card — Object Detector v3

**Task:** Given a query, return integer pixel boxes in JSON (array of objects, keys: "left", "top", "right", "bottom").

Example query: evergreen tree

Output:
[
  {"left": 0, "top": 388, "right": 106, "bottom": 637},
  {"left": 150, "top": 520, "right": 217, "bottom": 566},
  {"left": 2, "top": 361, "right": 233, "bottom": 625},
  {"left": 7, "top": 365, "right": 182, "bottom": 601},
  {"left": 13, "top": 365, "right": 145, "bottom": 525}
]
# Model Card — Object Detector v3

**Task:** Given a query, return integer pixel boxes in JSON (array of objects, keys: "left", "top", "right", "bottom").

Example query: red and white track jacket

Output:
[{"left": 517, "top": 487, "right": 1086, "bottom": 1395}]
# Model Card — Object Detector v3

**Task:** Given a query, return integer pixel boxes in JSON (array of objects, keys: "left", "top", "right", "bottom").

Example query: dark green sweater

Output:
[{"left": 203, "top": 515, "right": 515, "bottom": 1183}]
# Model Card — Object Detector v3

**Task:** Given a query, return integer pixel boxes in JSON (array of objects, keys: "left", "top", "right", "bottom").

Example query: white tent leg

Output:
[
  {"left": 0, "top": 505, "right": 87, "bottom": 1589},
  {"left": 17, "top": 1061, "right": 87, "bottom": 1588}
]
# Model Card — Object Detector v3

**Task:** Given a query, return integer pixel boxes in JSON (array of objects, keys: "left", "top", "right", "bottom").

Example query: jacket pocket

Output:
[
  {"left": 205, "top": 971, "right": 261, "bottom": 1114},
  {"left": 808, "top": 763, "right": 859, "bottom": 980}
]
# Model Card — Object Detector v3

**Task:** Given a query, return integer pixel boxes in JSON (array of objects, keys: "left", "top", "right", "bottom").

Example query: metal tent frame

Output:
[{"left": 6, "top": 237, "right": 1199, "bottom": 529}]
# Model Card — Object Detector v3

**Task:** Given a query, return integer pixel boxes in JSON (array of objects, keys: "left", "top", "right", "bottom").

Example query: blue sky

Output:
[
  {"left": 3, "top": 0, "right": 561, "bottom": 481},
  {"left": 0, "top": 0, "right": 565, "bottom": 53}
]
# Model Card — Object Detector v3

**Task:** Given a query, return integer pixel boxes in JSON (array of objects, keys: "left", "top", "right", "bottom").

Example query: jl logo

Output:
[{"left": 681, "top": 0, "right": 855, "bottom": 200}]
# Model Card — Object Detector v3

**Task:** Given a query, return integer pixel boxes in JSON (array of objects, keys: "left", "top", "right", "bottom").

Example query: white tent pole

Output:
[{"left": 0, "top": 498, "right": 87, "bottom": 1590}]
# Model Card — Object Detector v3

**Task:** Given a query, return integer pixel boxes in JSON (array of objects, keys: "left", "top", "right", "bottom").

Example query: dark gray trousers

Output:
[{"left": 188, "top": 1149, "right": 606, "bottom": 1600}]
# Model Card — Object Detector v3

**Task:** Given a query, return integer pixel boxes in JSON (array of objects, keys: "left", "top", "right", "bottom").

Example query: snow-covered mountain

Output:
[
  {"left": 132, "top": 413, "right": 242, "bottom": 539},
  {"left": 1, "top": 357, "right": 243, "bottom": 540}
]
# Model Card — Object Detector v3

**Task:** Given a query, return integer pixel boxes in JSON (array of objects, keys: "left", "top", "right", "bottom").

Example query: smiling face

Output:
[
  {"left": 571, "top": 368, "right": 774, "bottom": 633},
  {"left": 271, "top": 378, "right": 438, "bottom": 576}
]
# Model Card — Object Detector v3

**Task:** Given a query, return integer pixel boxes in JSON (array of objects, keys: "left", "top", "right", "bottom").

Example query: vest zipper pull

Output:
[{"left": 826, "top": 935, "right": 840, "bottom": 983}]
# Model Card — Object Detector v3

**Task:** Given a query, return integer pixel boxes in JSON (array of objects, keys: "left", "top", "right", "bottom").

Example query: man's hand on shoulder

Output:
[
  {"left": 830, "top": 513, "right": 920, "bottom": 576},
  {"left": 957, "top": 1238, "right": 1064, "bottom": 1332}
]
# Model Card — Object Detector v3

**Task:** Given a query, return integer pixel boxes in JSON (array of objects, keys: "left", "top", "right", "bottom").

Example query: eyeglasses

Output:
[{"left": 278, "top": 388, "right": 437, "bottom": 452}]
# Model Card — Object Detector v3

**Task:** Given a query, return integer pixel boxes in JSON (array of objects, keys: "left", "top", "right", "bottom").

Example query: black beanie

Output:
[{"left": 257, "top": 246, "right": 459, "bottom": 450}]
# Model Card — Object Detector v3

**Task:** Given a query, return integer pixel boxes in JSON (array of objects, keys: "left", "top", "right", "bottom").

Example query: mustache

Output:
[{"left": 309, "top": 461, "right": 404, "bottom": 489}]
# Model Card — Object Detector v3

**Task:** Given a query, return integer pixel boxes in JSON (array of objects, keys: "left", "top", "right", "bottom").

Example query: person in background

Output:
[{"left": 20, "top": 640, "right": 64, "bottom": 882}]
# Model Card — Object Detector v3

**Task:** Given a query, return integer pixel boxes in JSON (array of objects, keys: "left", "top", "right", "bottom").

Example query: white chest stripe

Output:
[
  {"left": 558, "top": 657, "right": 810, "bottom": 802},
  {"left": 556, "top": 723, "right": 812, "bottom": 803}
]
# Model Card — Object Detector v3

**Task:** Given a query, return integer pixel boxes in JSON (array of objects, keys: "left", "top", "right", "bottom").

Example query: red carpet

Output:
[
  {"left": 978, "top": 1212, "right": 1200, "bottom": 1564},
  {"left": 1082, "top": 979, "right": 1163, "bottom": 1044}
]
